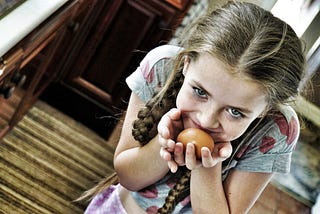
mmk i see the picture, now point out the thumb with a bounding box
[218,142,232,158]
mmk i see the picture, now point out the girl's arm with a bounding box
[113,92,170,191]
[190,164,273,213]
[178,140,272,213]
[223,169,273,213]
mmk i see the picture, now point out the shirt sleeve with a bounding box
[126,45,183,103]
[234,105,300,173]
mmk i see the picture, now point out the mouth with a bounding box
[181,114,227,140]
[192,121,215,133]
[186,119,227,142]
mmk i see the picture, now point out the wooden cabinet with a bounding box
[0,0,79,138]
[0,48,24,137]
[42,0,193,139]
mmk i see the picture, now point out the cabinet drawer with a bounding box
[22,0,78,58]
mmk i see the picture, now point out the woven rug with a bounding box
[0,100,117,214]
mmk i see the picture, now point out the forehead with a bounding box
[186,53,268,111]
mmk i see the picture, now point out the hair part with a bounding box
[178,1,305,108]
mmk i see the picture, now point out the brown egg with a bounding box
[176,128,214,159]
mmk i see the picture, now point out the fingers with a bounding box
[159,137,175,152]
[168,161,178,173]
[157,108,182,140]
[215,141,233,158]
[173,142,185,166]
[160,147,182,173]
[158,108,184,172]
[203,141,232,168]
[165,108,182,121]
[157,109,181,132]
[160,147,172,161]
[219,146,232,158]
[201,147,217,168]
[160,143,185,172]
[184,141,233,169]
[185,143,201,170]
[161,141,232,171]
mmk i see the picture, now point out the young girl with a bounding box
[83,1,305,213]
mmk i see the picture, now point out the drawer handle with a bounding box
[0,84,15,99]
[12,73,26,87]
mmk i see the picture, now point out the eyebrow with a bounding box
[193,80,254,115]
[193,80,212,97]
[232,106,253,114]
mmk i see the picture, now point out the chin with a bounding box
[213,134,236,142]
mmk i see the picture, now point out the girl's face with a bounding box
[176,53,268,142]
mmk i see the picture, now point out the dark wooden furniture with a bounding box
[0,0,79,138]
[0,0,192,140]
[41,0,193,139]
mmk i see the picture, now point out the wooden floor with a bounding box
[250,183,311,213]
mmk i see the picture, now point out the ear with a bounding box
[182,56,190,76]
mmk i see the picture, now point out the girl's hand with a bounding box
[157,108,184,173]
[185,141,232,170]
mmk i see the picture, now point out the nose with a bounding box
[198,107,220,129]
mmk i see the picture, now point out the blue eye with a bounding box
[193,87,207,98]
[228,108,244,119]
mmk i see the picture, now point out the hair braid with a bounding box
[157,168,191,214]
[132,69,184,145]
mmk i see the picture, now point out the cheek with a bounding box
[223,121,252,141]
[176,85,195,111]
[176,90,186,110]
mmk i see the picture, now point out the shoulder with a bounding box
[139,45,183,79]
[256,105,300,155]
[236,105,300,159]
[138,45,182,82]
[126,45,182,102]
[142,45,183,64]
[230,105,300,173]
[271,104,300,146]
